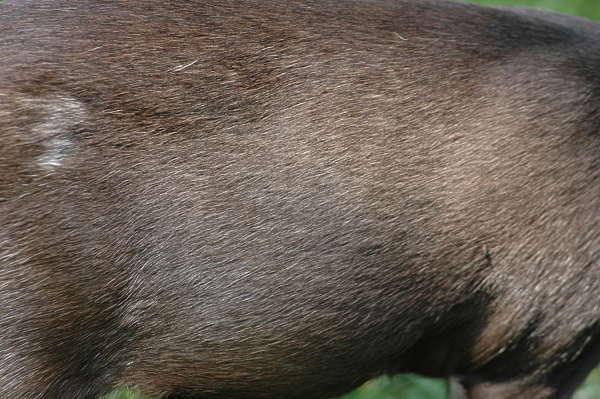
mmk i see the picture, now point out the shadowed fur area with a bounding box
[1,0,600,398]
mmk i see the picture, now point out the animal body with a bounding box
[1,0,599,398]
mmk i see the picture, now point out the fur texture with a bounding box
[1,0,599,398]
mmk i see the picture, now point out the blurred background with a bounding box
[472,0,600,19]
[104,1,600,398]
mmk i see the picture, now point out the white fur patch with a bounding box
[37,135,75,169]
[22,95,86,171]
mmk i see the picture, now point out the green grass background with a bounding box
[102,1,600,398]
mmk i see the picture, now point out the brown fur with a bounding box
[1,0,599,398]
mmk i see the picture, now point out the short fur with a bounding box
[1,0,599,398]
